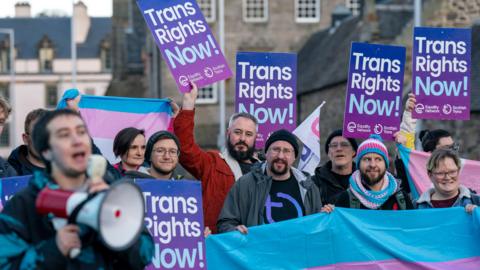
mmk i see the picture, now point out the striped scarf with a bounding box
[349,170,398,209]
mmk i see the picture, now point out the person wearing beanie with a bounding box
[335,134,414,210]
[217,129,334,234]
[125,130,183,180]
[312,129,358,204]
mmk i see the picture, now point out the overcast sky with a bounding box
[0,0,112,18]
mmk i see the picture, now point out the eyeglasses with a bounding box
[328,142,351,149]
[432,169,459,179]
[269,147,294,156]
[439,142,460,152]
[153,148,179,157]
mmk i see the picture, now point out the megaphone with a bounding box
[36,180,145,252]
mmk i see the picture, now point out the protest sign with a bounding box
[137,0,232,92]
[135,179,206,269]
[0,176,30,211]
[412,27,471,120]
[236,52,297,148]
[343,42,405,140]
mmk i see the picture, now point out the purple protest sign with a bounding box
[343,43,405,140]
[137,0,232,92]
[0,176,30,211]
[412,27,471,120]
[135,179,206,270]
[235,52,297,148]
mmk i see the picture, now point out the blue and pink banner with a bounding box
[0,176,30,211]
[137,0,232,92]
[412,27,471,120]
[79,95,172,163]
[235,52,297,148]
[135,179,206,270]
[343,42,405,141]
[207,207,480,269]
[397,144,480,200]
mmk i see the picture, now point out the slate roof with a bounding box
[0,17,111,59]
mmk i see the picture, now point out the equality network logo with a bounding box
[347,122,357,133]
[415,103,425,114]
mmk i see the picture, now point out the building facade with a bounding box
[0,2,112,156]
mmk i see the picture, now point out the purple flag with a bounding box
[412,27,471,120]
[137,0,232,92]
[343,42,405,140]
[235,52,297,148]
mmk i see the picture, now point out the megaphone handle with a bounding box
[69,247,81,259]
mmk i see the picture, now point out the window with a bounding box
[196,84,218,104]
[0,38,11,74]
[295,0,320,23]
[198,0,216,22]
[0,123,9,147]
[0,83,9,100]
[38,36,54,73]
[100,39,112,72]
[243,0,268,22]
[45,85,58,108]
[346,0,361,16]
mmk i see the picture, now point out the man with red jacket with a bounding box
[174,83,258,233]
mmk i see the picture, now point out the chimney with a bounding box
[73,1,91,44]
[15,2,31,18]
[331,5,352,28]
[361,0,379,41]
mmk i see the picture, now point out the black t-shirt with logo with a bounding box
[263,174,305,224]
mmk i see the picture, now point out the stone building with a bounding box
[0,2,112,155]
[298,0,480,160]
[109,0,351,148]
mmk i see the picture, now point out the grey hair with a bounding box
[426,148,462,173]
[228,112,258,131]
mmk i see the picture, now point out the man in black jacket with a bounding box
[8,108,47,175]
[0,109,153,269]
[312,130,358,204]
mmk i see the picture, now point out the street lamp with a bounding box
[0,28,16,147]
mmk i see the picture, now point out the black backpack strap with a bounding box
[471,194,480,206]
[348,189,361,209]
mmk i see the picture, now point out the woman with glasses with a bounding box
[415,149,479,213]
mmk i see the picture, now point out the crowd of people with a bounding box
[0,80,478,267]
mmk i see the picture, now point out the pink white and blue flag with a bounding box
[79,95,173,163]
[397,144,480,199]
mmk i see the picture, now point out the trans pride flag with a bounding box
[206,208,480,269]
[397,144,480,200]
[79,95,173,163]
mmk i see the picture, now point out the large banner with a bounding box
[0,176,30,211]
[135,179,206,270]
[235,52,297,148]
[207,208,480,269]
[412,27,471,120]
[79,95,172,163]
[137,0,232,92]
[293,103,324,174]
[343,42,405,140]
[397,144,480,200]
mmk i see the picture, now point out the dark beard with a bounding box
[151,163,175,177]
[227,139,254,162]
[360,170,386,187]
[269,158,289,176]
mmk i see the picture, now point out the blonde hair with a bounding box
[0,95,11,117]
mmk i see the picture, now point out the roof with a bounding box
[297,16,362,95]
[0,17,111,59]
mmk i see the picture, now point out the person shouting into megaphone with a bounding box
[0,109,154,269]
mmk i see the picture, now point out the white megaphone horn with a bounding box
[35,180,145,253]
